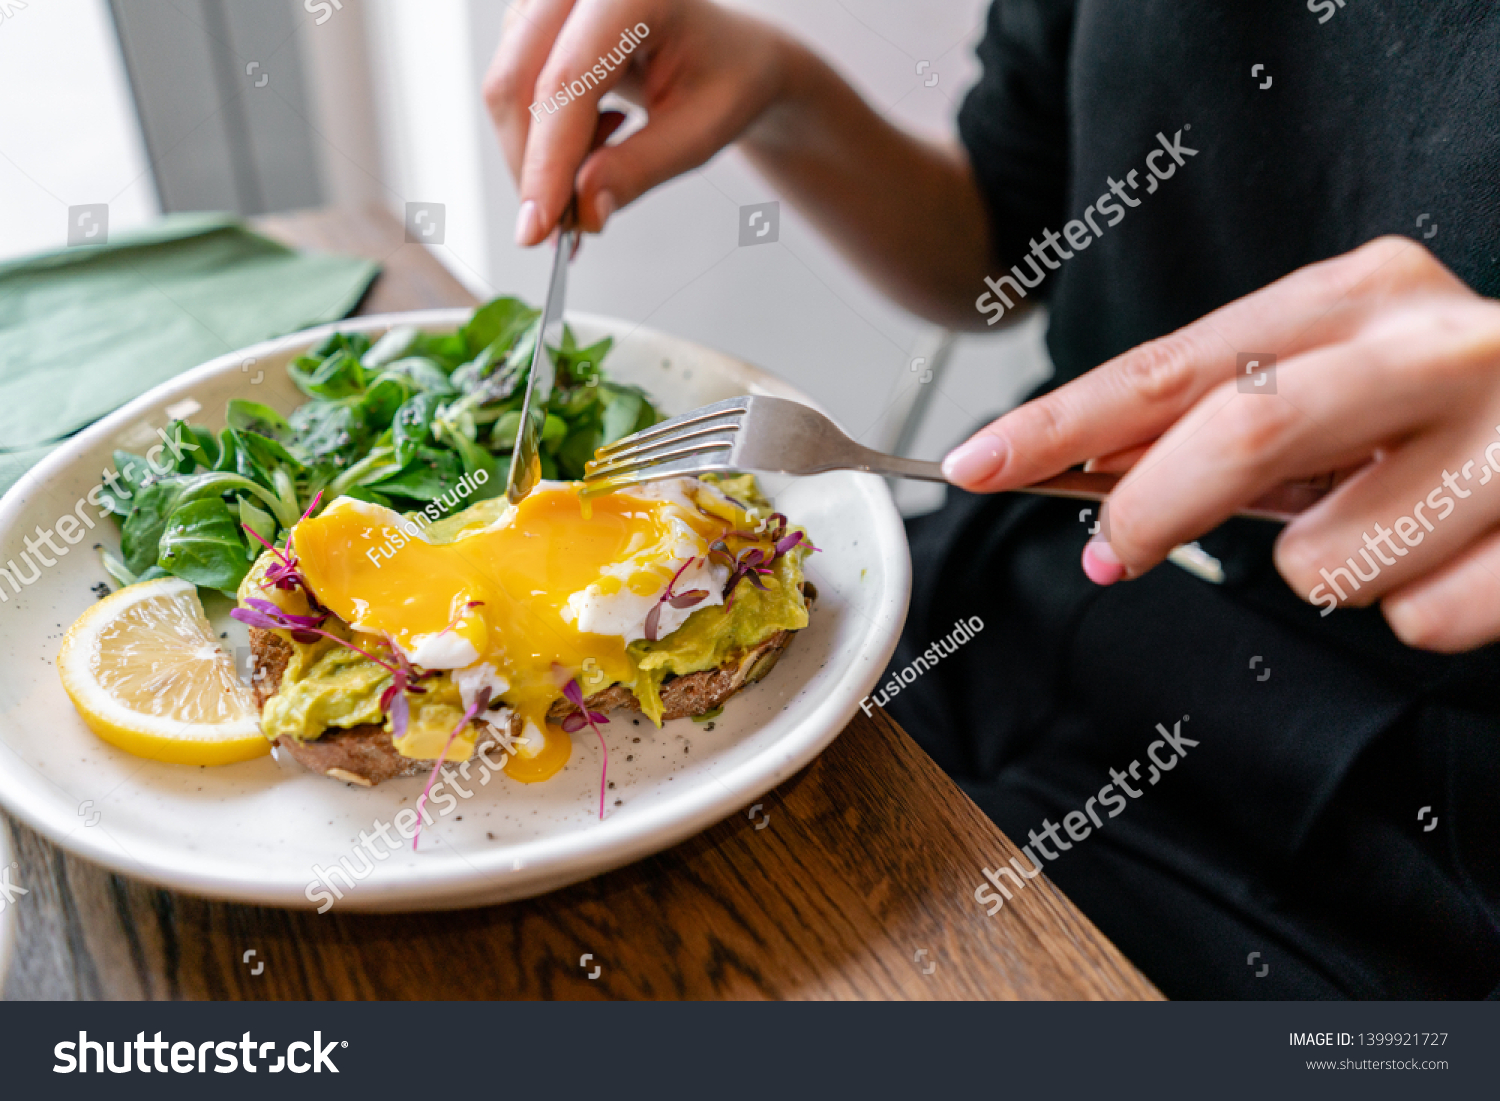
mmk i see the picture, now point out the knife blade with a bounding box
[505,206,579,504]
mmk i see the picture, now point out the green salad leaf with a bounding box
[157,498,255,594]
[98,297,664,596]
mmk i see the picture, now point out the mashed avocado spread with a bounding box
[239,475,808,755]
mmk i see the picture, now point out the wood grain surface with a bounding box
[0,206,1160,1002]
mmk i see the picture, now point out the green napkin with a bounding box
[0,212,379,492]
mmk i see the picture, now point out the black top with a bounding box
[959,0,1500,379]
[882,1,1500,999]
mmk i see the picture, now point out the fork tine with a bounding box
[581,464,721,496]
[585,422,739,474]
[590,397,748,460]
[584,438,734,482]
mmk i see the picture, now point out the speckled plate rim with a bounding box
[0,824,13,985]
[0,309,910,912]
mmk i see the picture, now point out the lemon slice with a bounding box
[58,577,268,766]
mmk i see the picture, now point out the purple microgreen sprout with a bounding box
[242,490,326,600]
[296,489,326,524]
[719,546,773,611]
[642,557,708,643]
[381,684,411,743]
[775,530,810,555]
[707,540,736,569]
[431,600,485,639]
[375,634,440,742]
[229,597,335,644]
[413,685,492,850]
[241,522,305,593]
[710,511,816,611]
[233,601,399,673]
[231,599,437,743]
[561,678,610,821]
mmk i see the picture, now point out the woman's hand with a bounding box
[484,0,795,243]
[483,0,995,327]
[941,237,1500,652]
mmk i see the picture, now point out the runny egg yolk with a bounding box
[291,484,731,782]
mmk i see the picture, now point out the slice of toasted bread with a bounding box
[249,626,516,786]
[546,627,795,724]
[249,599,805,785]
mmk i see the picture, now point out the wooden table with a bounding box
[1,206,1159,1001]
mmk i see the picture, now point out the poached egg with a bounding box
[291,478,740,782]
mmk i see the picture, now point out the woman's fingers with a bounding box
[942,323,1225,490]
[1092,320,1494,580]
[573,73,767,223]
[565,109,629,232]
[941,237,1427,492]
[514,0,659,243]
[1274,413,1500,607]
[1382,526,1500,651]
[488,1,793,245]
[483,0,579,182]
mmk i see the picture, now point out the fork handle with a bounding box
[849,450,1322,522]
[848,448,1119,496]
[855,455,1124,504]
[846,452,950,482]
[996,468,1325,521]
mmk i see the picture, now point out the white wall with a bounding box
[0,0,158,259]
[360,0,496,290]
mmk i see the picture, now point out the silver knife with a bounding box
[505,204,579,504]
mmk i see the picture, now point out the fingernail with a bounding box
[1081,539,1126,586]
[514,200,540,246]
[941,434,1007,485]
[594,189,617,228]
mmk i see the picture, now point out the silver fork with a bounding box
[583,395,1327,521]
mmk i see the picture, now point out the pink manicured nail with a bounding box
[514,200,540,246]
[941,434,1007,486]
[594,189,617,228]
[1082,540,1126,586]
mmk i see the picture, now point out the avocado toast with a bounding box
[236,474,814,787]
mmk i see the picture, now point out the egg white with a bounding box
[561,478,733,642]
[403,630,481,670]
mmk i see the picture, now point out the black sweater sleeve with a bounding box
[956,0,1077,280]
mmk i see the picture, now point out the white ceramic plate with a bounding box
[0,310,909,912]
[0,824,13,985]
